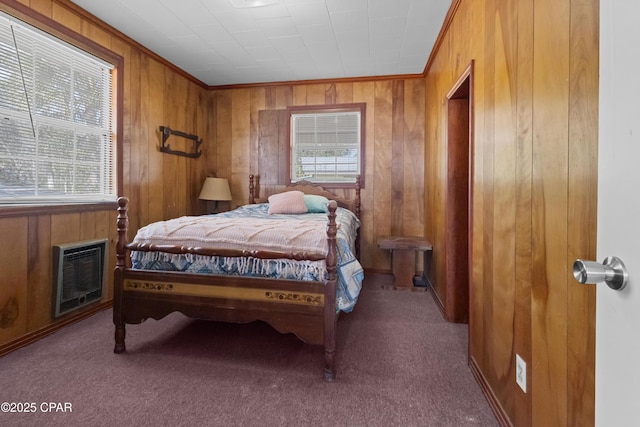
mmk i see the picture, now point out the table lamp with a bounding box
[199,177,232,213]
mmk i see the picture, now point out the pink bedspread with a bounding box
[132,215,329,257]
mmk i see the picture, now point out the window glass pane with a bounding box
[0,12,115,204]
[291,108,362,184]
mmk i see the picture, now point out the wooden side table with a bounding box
[378,236,433,290]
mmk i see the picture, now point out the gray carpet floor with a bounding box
[0,273,497,426]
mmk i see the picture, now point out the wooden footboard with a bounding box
[113,196,340,380]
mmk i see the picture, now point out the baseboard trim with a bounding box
[468,355,513,427]
[0,301,112,357]
[427,279,446,319]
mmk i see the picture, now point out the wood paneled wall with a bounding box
[425,0,598,425]
[210,79,426,271]
[0,0,214,348]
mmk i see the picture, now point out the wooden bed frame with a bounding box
[113,175,361,380]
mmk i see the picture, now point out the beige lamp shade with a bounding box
[199,177,232,201]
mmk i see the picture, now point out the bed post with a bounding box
[324,200,338,381]
[113,197,129,354]
[249,174,255,204]
[354,175,361,258]
[355,175,361,219]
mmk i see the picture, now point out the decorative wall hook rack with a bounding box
[159,126,202,158]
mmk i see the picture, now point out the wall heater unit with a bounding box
[52,239,108,318]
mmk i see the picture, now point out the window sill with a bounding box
[0,202,118,218]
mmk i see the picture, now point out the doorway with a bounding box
[444,62,473,323]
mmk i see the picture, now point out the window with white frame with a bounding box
[0,12,115,204]
[289,104,365,186]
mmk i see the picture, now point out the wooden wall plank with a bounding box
[132,52,149,230]
[292,85,307,106]
[531,0,571,425]
[275,86,293,110]
[306,84,325,105]
[80,17,110,48]
[277,109,289,185]
[335,82,354,105]
[147,58,167,226]
[0,218,28,343]
[162,72,179,220]
[353,81,377,268]
[481,0,497,390]
[566,0,598,424]
[27,215,52,332]
[402,78,425,240]
[248,87,266,202]
[28,0,51,16]
[492,0,518,414]
[216,90,233,188]
[372,81,393,268]
[391,80,405,236]
[514,0,534,425]
[231,88,251,205]
[79,210,98,240]
[258,110,281,187]
[51,1,81,32]
[325,83,336,104]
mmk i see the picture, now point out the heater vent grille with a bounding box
[53,239,108,318]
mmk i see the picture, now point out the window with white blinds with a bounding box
[290,106,364,185]
[0,12,115,204]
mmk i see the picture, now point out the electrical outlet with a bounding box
[516,354,527,393]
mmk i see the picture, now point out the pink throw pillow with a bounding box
[268,191,307,214]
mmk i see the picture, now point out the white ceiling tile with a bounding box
[398,55,428,72]
[213,11,261,33]
[210,40,248,58]
[326,0,367,14]
[167,35,212,54]
[232,30,271,47]
[192,23,236,43]
[270,35,306,52]
[370,35,403,52]
[342,63,370,76]
[329,10,369,34]
[371,50,400,63]
[122,2,192,38]
[200,53,232,66]
[370,17,407,39]
[306,41,341,62]
[258,17,298,38]
[249,3,291,19]
[368,0,410,19]
[245,45,282,61]
[401,35,433,56]
[159,0,218,27]
[286,2,330,27]
[271,36,311,62]
[200,0,238,13]
[297,24,334,43]
[283,0,324,4]
[335,31,369,58]
[69,0,451,85]
[406,1,451,29]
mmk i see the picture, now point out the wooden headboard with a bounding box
[248,174,361,219]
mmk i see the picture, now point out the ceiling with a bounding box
[70,0,451,87]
